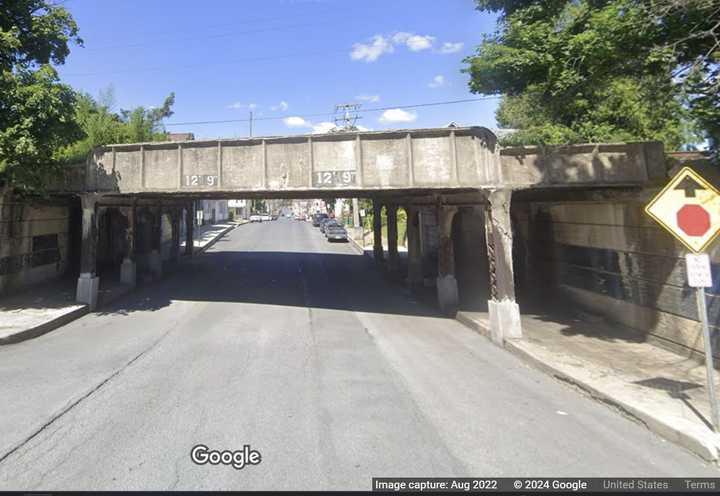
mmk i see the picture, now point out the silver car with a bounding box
[325,223,348,242]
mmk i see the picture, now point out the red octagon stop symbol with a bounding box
[676,204,711,237]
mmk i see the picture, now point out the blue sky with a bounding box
[58,0,500,139]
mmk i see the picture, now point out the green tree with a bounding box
[0,0,83,193]
[119,92,175,142]
[58,88,176,163]
[463,0,718,151]
[57,87,124,163]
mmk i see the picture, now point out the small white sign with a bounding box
[686,253,713,288]
[359,209,366,217]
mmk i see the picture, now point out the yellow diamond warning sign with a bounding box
[645,167,720,253]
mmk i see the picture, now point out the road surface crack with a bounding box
[0,325,176,466]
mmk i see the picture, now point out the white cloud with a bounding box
[428,75,446,88]
[228,102,257,110]
[379,108,417,124]
[350,31,437,62]
[439,42,464,54]
[356,125,370,131]
[282,117,338,133]
[312,122,337,134]
[394,32,435,51]
[284,116,310,128]
[356,94,380,103]
[350,35,394,62]
[271,100,289,112]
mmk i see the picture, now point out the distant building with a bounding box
[196,200,228,225]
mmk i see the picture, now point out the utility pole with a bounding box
[249,111,254,137]
[333,104,361,132]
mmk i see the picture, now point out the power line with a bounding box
[163,97,502,127]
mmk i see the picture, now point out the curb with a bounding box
[454,312,720,463]
[194,224,237,255]
[348,235,367,256]
[0,305,89,345]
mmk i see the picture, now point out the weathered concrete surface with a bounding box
[501,141,666,187]
[0,220,715,491]
[120,259,136,287]
[513,188,720,363]
[55,130,663,197]
[485,190,521,340]
[0,191,73,297]
[75,273,99,310]
[405,206,423,287]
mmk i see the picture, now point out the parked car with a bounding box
[312,213,328,227]
[249,214,263,223]
[325,223,348,242]
[319,218,337,234]
[261,214,272,222]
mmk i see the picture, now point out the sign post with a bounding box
[686,253,718,430]
[645,167,720,431]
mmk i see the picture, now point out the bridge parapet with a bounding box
[500,141,666,188]
[82,127,501,195]
[52,128,665,196]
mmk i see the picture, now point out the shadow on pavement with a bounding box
[94,249,444,320]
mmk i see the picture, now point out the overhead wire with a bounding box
[163,97,502,127]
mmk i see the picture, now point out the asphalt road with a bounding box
[0,219,716,490]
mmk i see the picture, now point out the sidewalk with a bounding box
[0,220,243,345]
[180,219,247,254]
[0,279,86,344]
[350,229,409,257]
[457,306,720,463]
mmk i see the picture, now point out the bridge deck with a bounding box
[57,127,665,197]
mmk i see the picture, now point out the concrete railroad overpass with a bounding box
[58,126,665,343]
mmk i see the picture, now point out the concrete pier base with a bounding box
[436,274,459,315]
[488,298,521,344]
[148,250,162,279]
[76,273,99,310]
[120,258,136,287]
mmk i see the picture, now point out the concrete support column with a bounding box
[351,197,363,242]
[76,194,100,310]
[148,205,162,279]
[185,202,194,257]
[352,198,360,228]
[386,203,399,272]
[485,189,521,343]
[372,199,384,264]
[405,206,423,288]
[436,205,459,315]
[120,201,137,287]
[171,208,180,263]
